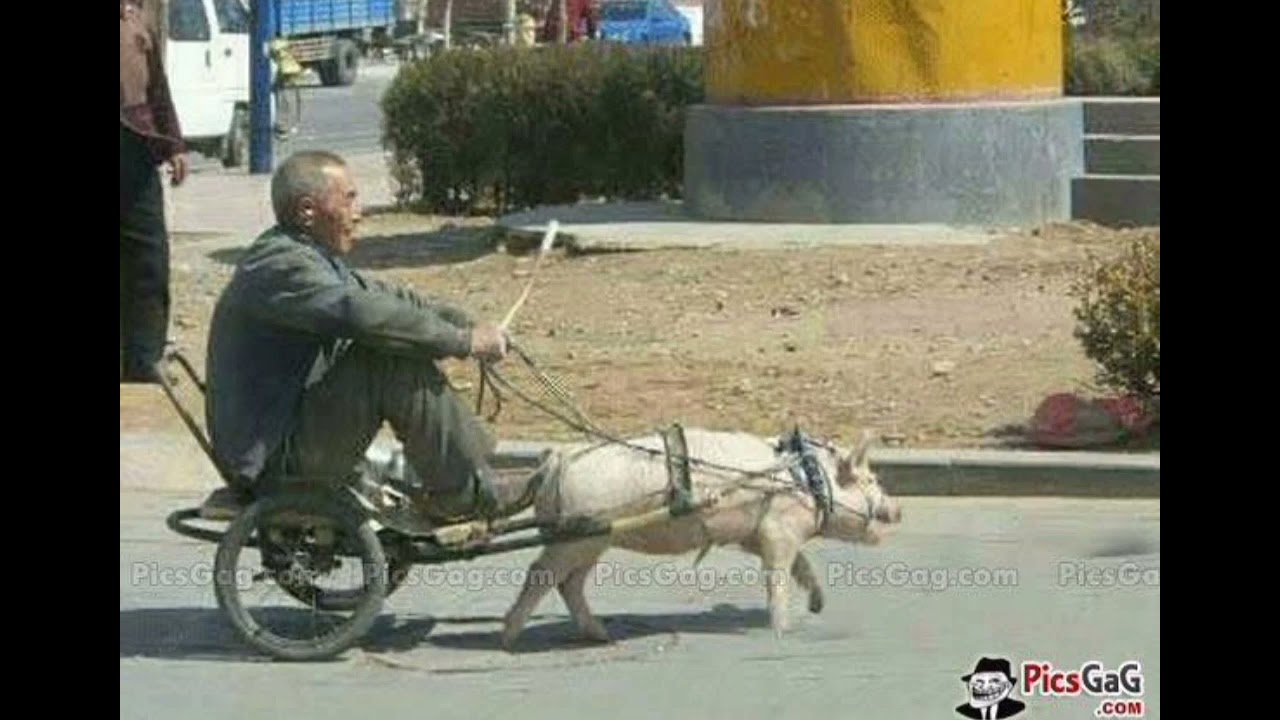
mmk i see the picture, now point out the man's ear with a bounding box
[294,196,317,228]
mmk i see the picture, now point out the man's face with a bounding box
[306,165,363,255]
[968,672,1013,709]
[121,0,141,20]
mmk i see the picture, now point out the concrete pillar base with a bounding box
[683,98,1085,225]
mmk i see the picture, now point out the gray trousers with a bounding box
[286,344,496,504]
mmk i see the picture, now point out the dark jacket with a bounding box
[205,226,475,487]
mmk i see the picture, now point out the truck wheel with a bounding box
[319,39,360,87]
[220,105,249,169]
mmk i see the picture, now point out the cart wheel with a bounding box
[274,551,412,612]
[213,490,387,662]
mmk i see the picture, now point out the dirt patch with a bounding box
[159,214,1155,450]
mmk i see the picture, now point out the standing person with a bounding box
[121,0,188,383]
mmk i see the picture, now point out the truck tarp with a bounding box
[276,0,398,36]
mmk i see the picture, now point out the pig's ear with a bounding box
[846,428,876,473]
[836,448,854,485]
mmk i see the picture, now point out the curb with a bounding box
[495,202,996,254]
[118,431,1159,499]
[490,441,1160,499]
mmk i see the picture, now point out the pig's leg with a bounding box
[501,538,608,650]
[759,533,801,637]
[558,558,611,643]
[791,551,824,614]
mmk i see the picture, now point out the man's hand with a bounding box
[168,153,189,187]
[469,325,508,362]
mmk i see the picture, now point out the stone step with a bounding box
[1085,134,1160,175]
[1071,174,1160,228]
[1083,97,1160,135]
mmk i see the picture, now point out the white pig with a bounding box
[500,427,902,649]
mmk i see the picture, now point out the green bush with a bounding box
[1066,33,1160,96]
[1063,0,1159,95]
[381,43,703,215]
[1071,234,1160,399]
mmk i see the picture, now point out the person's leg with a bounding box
[289,345,500,520]
[119,128,171,382]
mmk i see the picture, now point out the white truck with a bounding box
[154,0,427,168]
[154,0,252,168]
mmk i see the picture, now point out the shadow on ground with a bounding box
[120,603,769,663]
[425,604,770,655]
[207,226,501,270]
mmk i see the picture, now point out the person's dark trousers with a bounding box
[120,125,171,383]
[284,344,502,521]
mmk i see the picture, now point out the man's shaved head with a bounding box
[271,151,362,254]
[271,151,348,228]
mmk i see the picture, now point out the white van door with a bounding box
[210,0,251,108]
[165,0,228,139]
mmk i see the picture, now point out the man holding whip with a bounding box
[203,151,558,524]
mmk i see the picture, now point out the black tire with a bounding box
[220,105,249,169]
[213,490,387,662]
[319,39,360,87]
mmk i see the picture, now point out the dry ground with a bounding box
[142,215,1155,450]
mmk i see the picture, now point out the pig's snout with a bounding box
[875,499,902,524]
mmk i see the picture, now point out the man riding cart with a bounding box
[201,150,530,526]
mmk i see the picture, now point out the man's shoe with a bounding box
[121,363,180,386]
[422,473,502,525]
[200,486,252,520]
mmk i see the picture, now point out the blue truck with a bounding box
[274,0,423,86]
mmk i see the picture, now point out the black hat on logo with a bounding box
[962,657,1016,684]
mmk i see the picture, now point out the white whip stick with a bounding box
[499,219,559,332]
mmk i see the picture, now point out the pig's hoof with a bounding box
[582,623,613,644]
[500,626,521,653]
[808,592,824,614]
[769,616,790,637]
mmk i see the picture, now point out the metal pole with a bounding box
[443,0,454,49]
[503,0,516,45]
[250,0,276,175]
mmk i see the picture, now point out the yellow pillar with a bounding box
[704,0,1064,105]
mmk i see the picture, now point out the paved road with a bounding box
[277,61,400,158]
[121,492,1159,719]
[190,60,400,173]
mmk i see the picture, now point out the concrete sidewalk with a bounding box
[165,156,1004,254]
[164,152,399,240]
[499,200,999,253]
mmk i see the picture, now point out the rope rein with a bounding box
[474,340,875,522]
[482,342,801,480]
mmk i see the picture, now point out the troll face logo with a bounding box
[956,657,1027,719]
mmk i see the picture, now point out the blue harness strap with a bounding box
[776,426,834,528]
[660,422,695,514]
